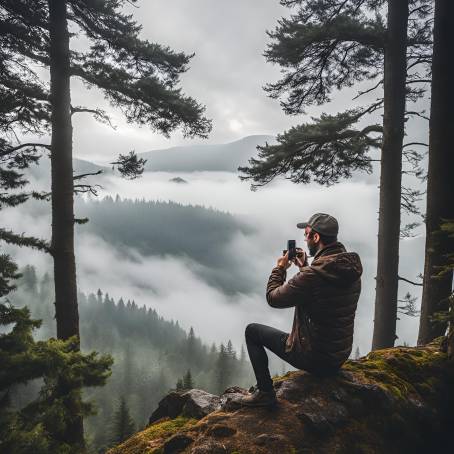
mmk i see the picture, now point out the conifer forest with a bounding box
[1,1,453,453]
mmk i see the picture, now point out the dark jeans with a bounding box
[245,323,315,392]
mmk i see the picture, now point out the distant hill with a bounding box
[139,135,275,172]
[24,135,379,184]
[27,155,111,181]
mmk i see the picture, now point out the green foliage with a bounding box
[265,7,385,112]
[430,220,454,333]
[0,254,20,297]
[239,106,382,189]
[110,397,135,446]
[0,303,113,453]
[216,342,238,394]
[183,370,194,390]
[240,0,432,227]
[110,151,147,180]
[8,271,256,451]
[175,378,184,391]
[108,416,196,454]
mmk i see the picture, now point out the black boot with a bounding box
[239,388,277,407]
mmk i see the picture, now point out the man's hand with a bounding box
[293,248,307,271]
[276,251,291,270]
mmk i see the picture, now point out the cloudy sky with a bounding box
[70,0,291,162]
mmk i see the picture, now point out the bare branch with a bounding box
[73,170,103,181]
[405,111,430,121]
[398,275,423,286]
[73,184,103,196]
[403,142,428,148]
[353,79,383,100]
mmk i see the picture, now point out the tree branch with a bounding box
[73,170,103,181]
[398,275,423,286]
[2,143,51,153]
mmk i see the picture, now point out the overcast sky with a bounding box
[67,0,429,166]
[70,0,291,162]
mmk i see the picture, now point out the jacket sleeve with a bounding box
[266,266,315,309]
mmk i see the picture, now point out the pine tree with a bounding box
[0,304,113,453]
[1,1,211,446]
[187,326,196,364]
[371,0,410,350]
[354,346,361,359]
[183,369,195,389]
[111,397,135,446]
[239,0,432,349]
[425,221,454,358]
[216,343,230,394]
[240,345,247,364]
[97,288,103,304]
[176,378,184,391]
[417,0,454,345]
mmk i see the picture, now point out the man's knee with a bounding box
[245,323,260,341]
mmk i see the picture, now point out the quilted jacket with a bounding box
[266,242,362,371]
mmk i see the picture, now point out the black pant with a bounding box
[245,323,314,391]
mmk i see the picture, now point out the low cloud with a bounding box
[4,171,425,355]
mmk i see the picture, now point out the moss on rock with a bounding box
[107,416,197,454]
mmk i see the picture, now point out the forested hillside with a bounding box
[8,266,255,452]
[75,197,255,294]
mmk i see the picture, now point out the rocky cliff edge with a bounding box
[107,340,453,454]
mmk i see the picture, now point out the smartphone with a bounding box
[287,240,296,260]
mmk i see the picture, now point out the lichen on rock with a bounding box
[108,342,454,454]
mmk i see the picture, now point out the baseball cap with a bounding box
[297,213,339,237]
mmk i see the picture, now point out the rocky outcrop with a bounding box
[149,389,221,423]
[108,341,454,454]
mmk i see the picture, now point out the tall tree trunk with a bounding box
[372,0,409,350]
[48,0,84,448]
[417,0,454,345]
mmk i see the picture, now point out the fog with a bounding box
[5,169,424,356]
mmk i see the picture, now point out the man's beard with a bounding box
[308,243,318,256]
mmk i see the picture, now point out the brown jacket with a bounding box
[266,242,362,371]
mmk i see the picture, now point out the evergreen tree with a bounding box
[354,346,361,359]
[417,0,454,345]
[226,340,236,359]
[20,265,38,293]
[1,1,211,447]
[187,326,196,364]
[240,345,247,364]
[110,397,135,446]
[239,0,432,349]
[371,0,410,350]
[176,378,184,391]
[183,369,195,389]
[216,343,229,394]
[0,304,113,454]
[426,221,454,358]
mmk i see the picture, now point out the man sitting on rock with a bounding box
[240,213,363,407]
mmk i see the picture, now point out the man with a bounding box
[240,213,362,407]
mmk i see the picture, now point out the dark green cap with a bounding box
[297,213,339,237]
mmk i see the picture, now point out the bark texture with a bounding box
[417,0,454,345]
[48,0,84,448]
[372,0,409,350]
